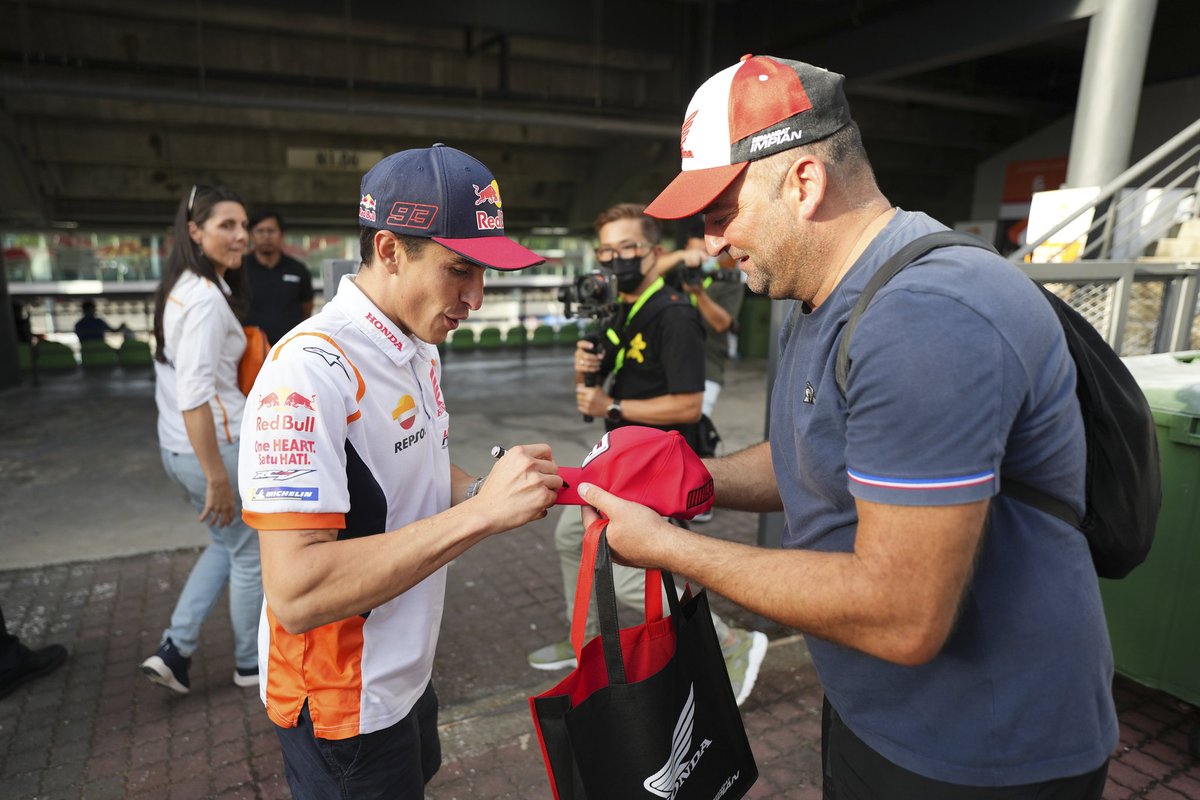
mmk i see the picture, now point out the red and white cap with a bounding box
[645,54,851,220]
[555,427,714,520]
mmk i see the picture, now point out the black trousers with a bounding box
[821,697,1108,799]
[276,681,441,800]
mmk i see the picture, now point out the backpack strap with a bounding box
[835,230,995,397]
[833,230,1085,530]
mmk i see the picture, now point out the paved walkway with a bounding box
[1,351,1198,798]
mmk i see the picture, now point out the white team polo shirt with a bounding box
[238,274,452,740]
[155,270,247,453]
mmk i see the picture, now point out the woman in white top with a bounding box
[140,185,263,695]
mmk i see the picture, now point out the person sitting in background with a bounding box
[74,299,125,343]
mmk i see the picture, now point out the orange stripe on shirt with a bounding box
[213,395,232,443]
[274,331,367,413]
[243,511,345,531]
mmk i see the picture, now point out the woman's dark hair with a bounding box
[153,184,248,363]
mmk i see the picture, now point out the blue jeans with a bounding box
[159,440,262,670]
[276,682,441,800]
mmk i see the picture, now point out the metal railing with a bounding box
[1009,118,1200,355]
[1010,118,1200,264]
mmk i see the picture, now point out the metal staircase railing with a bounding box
[1008,118,1200,355]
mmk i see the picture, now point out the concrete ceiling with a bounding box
[0,0,1196,234]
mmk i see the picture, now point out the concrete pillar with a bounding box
[1066,0,1159,188]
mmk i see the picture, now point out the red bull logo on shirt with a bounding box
[258,389,317,413]
[392,394,418,430]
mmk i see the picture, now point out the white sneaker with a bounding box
[722,629,768,707]
[233,667,259,688]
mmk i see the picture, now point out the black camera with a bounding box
[682,266,705,286]
[558,271,619,319]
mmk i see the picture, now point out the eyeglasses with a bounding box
[187,184,198,220]
[594,241,652,263]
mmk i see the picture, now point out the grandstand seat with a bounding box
[117,338,154,367]
[477,327,503,349]
[34,340,79,369]
[555,322,581,344]
[448,328,476,351]
[80,340,119,368]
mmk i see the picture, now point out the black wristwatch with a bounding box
[605,401,623,422]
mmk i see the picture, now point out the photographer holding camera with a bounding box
[529,203,767,707]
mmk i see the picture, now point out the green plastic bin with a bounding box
[738,294,771,359]
[1099,351,1200,704]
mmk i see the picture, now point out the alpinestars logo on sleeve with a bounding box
[643,684,712,798]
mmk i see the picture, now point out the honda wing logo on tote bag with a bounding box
[643,685,713,799]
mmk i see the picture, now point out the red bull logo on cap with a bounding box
[359,193,377,223]
[473,180,502,208]
[473,180,505,231]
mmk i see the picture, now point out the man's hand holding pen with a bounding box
[469,443,563,530]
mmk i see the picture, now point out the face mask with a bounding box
[607,255,645,293]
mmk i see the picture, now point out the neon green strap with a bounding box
[688,275,714,307]
[610,278,664,376]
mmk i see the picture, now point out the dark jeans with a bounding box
[276,682,441,800]
[822,697,1108,799]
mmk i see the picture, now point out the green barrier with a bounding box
[1100,351,1200,705]
[504,327,528,347]
[531,325,556,347]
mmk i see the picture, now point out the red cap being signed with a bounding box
[556,426,714,520]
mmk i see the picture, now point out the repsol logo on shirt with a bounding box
[395,428,427,453]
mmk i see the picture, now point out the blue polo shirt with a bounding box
[770,210,1116,786]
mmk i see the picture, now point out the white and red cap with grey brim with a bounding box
[644,54,852,221]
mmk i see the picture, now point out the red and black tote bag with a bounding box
[529,519,757,800]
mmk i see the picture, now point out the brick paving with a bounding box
[2,357,1199,798]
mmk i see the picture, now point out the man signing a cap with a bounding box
[579,56,1115,798]
[238,144,563,799]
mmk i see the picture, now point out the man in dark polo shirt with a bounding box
[243,210,314,344]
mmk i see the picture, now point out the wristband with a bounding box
[465,476,486,499]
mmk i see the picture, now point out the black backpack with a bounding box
[835,230,1161,579]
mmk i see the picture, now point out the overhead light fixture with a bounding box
[530,226,569,236]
